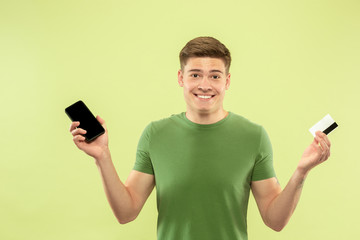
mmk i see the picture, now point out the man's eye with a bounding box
[212,75,220,79]
[191,74,199,78]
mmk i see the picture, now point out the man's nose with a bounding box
[198,77,212,91]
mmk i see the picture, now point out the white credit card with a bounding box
[309,114,338,137]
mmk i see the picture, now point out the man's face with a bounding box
[178,57,231,115]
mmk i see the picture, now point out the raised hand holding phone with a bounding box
[66,101,109,160]
[69,116,110,160]
[65,100,105,141]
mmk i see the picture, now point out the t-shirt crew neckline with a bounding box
[180,111,233,129]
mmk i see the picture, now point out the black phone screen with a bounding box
[65,100,105,142]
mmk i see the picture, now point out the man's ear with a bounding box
[225,73,231,90]
[178,69,184,87]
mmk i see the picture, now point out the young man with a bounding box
[69,37,331,239]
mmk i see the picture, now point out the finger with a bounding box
[315,131,330,143]
[319,133,331,160]
[316,137,327,152]
[96,115,107,130]
[71,128,87,136]
[73,134,86,143]
[322,137,331,159]
[96,115,104,124]
[315,132,325,145]
[314,135,324,151]
[322,132,331,148]
[69,121,80,132]
[315,130,322,135]
[315,131,327,142]
[317,138,330,161]
[314,134,321,147]
[317,134,327,147]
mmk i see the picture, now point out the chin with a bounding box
[195,107,215,114]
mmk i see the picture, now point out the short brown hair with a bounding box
[179,36,231,73]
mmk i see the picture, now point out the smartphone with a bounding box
[65,100,105,142]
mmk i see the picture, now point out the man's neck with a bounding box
[185,109,229,125]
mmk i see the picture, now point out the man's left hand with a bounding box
[298,131,331,174]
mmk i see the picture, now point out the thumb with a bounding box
[311,137,319,147]
[96,115,106,127]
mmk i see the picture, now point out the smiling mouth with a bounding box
[194,94,215,99]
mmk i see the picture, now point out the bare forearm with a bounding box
[95,149,136,224]
[265,168,308,231]
[260,131,331,231]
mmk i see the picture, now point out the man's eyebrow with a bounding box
[187,69,224,74]
[209,70,223,74]
[188,69,203,72]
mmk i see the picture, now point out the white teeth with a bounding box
[198,95,212,99]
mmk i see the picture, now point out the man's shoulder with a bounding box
[227,112,270,144]
[151,112,183,125]
[145,113,184,132]
[229,112,263,130]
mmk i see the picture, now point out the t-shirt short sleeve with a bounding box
[251,126,276,181]
[133,123,154,175]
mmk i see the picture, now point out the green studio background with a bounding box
[0,0,359,239]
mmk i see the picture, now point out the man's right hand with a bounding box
[69,115,110,160]
[69,115,155,224]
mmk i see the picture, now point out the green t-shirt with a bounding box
[134,112,276,240]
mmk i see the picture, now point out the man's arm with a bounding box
[251,131,331,231]
[95,151,155,224]
[70,117,155,224]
